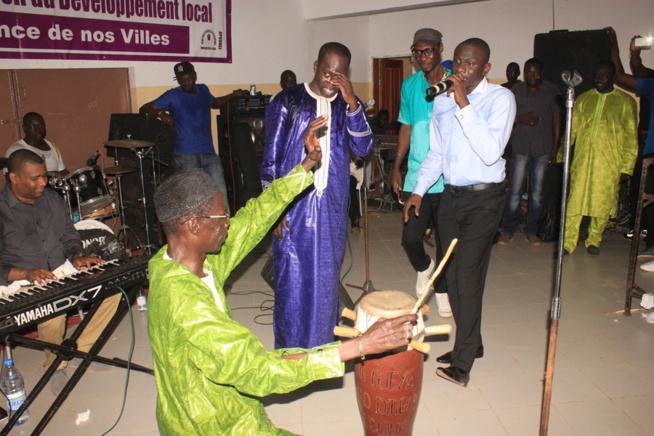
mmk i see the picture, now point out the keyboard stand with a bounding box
[0,285,153,435]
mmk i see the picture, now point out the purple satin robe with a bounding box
[261,84,373,349]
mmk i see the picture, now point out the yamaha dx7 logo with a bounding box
[12,285,104,327]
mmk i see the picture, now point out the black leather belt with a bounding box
[446,182,504,194]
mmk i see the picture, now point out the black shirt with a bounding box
[0,186,82,285]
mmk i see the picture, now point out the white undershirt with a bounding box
[304,83,336,197]
[164,251,225,313]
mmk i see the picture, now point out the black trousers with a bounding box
[438,184,505,372]
[401,191,447,294]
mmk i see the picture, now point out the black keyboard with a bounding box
[0,257,150,337]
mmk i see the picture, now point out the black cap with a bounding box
[173,62,195,80]
[412,28,442,48]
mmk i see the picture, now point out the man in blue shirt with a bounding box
[404,38,516,387]
[389,28,452,317]
[140,62,248,209]
[608,28,654,267]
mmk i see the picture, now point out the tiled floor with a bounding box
[3,208,654,435]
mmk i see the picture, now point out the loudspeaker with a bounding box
[106,114,176,249]
[534,29,610,97]
[217,104,267,213]
[233,112,266,156]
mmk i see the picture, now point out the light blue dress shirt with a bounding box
[413,78,516,195]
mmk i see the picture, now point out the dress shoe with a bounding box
[436,366,470,387]
[436,346,484,364]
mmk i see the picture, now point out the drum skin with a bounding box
[355,349,423,436]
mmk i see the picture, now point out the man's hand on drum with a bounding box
[360,314,418,355]
[337,314,417,362]
[403,194,423,223]
[72,254,105,270]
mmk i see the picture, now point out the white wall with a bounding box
[307,15,371,83]
[368,0,654,80]
[1,0,653,87]
[301,0,483,20]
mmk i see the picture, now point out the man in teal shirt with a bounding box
[148,117,416,435]
[389,28,452,317]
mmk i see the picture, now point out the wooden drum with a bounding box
[354,290,423,436]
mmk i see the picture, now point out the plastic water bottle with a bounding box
[136,288,147,312]
[1,359,29,425]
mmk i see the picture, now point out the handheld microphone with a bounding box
[86,150,100,167]
[426,80,453,102]
[363,99,375,109]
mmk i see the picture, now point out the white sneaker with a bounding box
[436,293,453,318]
[640,260,654,272]
[416,258,436,298]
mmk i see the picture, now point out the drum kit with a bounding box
[103,137,168,256]
[47,167,115,224]
[46,138,165,256]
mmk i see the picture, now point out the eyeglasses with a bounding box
[411,47,437,58]
[195,215,229,220]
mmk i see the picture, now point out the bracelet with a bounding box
[358,336,365,360]
[396,153,404,158]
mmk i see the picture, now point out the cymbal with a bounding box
[103,139,155,149]
[0,157,6,169]
[104,162,138,175]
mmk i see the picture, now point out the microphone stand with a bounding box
[350,158,375,306]
[362,166,374,295]
[540,70,582,436]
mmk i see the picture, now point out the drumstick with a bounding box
[411,238,458,314]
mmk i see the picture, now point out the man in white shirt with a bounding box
[404,38,516,387]
[6,112,68,176]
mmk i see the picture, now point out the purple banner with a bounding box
[0,0,231,63]
[0,11,188,53]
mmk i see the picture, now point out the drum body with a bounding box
[73,202,116,222]
[354,290,424,436]
[47,172,66,190]
[67,166,113,216]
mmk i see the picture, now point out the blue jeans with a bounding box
[173,153,230,213]
[502,152,549,236]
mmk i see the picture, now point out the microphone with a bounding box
[363,99,375,109]
[86,150,100,167]
[561,70,582,88]
[426,80,453,102]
